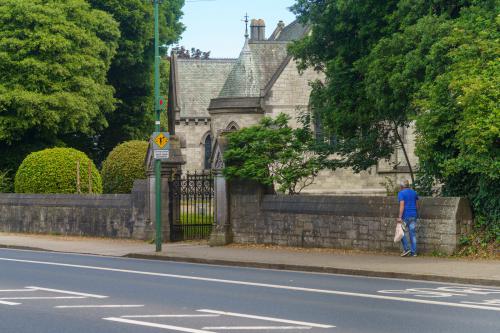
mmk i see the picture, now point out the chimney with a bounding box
[250,19,266,41]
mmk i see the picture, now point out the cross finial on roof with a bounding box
[242,13,249,39]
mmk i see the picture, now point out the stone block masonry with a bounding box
[228,180,472,255]
[0,180,153,240]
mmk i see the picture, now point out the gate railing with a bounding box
[169,171,214,241]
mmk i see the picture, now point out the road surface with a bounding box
[0,248,499,333]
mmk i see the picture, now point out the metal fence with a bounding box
[169,171,214,241]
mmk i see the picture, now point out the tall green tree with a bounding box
[87,0,184,161]
[0,0,120,173]
[415,3,499,229]
[289,0,475,182]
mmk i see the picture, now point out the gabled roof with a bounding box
[218,40,289,99]
[174,58,237,118]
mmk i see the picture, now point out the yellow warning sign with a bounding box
[154,133,169,148]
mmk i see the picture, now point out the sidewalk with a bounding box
[0,232,498,286]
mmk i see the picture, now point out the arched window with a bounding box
[204,134,212,170]
[226,121,239,131]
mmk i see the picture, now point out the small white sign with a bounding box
[154,150,170,160]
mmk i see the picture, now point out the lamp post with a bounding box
[152,0,162,252]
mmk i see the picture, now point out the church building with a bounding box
[167,18,417,195]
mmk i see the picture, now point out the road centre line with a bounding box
[203,327,311,330]
[55,305,144,309]
[2,257,500,312]
[26,286,108,298]
[0,288,35,292]
[198,310,333,329]
[103,317,216,333]
[0,296,86,300]
[0,300,20,306]
[121,314,219,318]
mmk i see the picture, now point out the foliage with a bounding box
[291,0,499,236]
[289,0,477,183]
[0,170,13,193]
[171,46,211,59]
[415,4,499,233]
[0,0,120,165]
[15,148,102,194]
[101,140,148,194]
[88,0,185,161]
[223,113,331,194]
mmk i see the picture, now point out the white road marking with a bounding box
[0,247,493,288]
[121,314,219,318]
[203,327,311,330]
[0,296,86,300]
[103,317,217,333]
[2,257,500,312]
[26,286,108,298]
[198,310,334,329]
[55,305,144,309]
[0,300,20,306]
[0,288,35,292]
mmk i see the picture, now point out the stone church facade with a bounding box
[168,19,417,195]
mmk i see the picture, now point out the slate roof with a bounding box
[272,20,309,41]
[171,20,310,116]
[218,40,289,98]
[174,58,237,118]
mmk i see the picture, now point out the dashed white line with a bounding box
[0,288,35,293]
[0,296,86,300]
[203,327,311,330]
[55,304,144,309]
[103,317,217,333]
[0,300,20,306]
[197,310,334,329]
[121,314,219,318]
[26,286,108,299]
[2,257,500,312]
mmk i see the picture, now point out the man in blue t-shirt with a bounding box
[397,180,419,257]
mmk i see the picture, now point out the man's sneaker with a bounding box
[411,254,418,257]
[401,250,411,257]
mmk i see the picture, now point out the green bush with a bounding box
[15,148,102,194]
[101,140,149,194]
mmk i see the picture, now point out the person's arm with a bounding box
[398,200,405,223]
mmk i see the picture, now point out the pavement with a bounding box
[0,232,499,286]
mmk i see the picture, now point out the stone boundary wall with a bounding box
[229,180,472,254]
[0,180,153,240]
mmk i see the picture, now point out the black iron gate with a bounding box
[169,171,214,241]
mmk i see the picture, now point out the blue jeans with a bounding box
[401,217,417,255]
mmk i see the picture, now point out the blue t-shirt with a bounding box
[398,188,419,219]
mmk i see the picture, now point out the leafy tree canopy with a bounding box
[87,0,185,161]
[289,0,478,183]
[291,0,499,233]
[0,0,120,150]
[223,113,331,194]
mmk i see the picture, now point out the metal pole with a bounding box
[154,0,162,252]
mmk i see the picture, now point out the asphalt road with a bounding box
[0,248,499,333]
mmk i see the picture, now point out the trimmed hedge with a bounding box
[101,140,148,194]
[15,148,102,194]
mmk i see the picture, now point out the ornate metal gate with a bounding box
[169,171,214,241]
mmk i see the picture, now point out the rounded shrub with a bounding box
[15,148,102,194]
[101,140,149,194]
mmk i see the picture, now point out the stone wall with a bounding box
[0,180,153,240]
[228,180,472,254]
[176,120,211,171]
